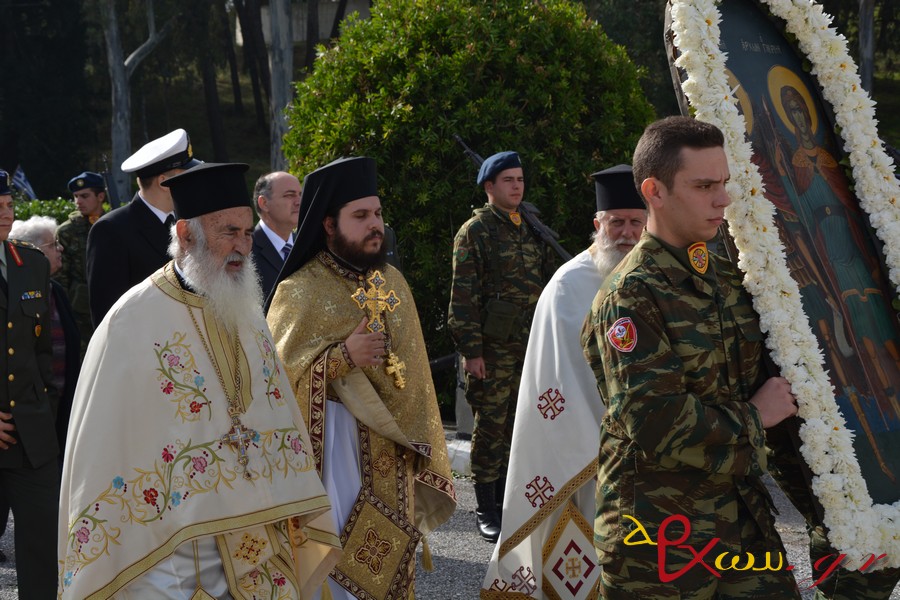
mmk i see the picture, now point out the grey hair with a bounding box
[590,210,606,243]
[252,172,280,211]
[167,217,205,261]
[9,215,58,246]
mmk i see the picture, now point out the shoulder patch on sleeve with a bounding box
[606,317,637,353]
[454,247,469,263]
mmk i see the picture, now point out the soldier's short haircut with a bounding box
[252,172,279,212]
[632,116,724,191]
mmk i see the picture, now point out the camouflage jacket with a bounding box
[448,203,557,358]
[56,210,99,353]
[582,231,776,556]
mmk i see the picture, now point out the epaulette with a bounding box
[7,239,39,251]
[6,239,41,267]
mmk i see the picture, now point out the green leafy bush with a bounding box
[13,197,77,224]
[284,0,654,366]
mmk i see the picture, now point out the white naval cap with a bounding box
[121,128,202,178]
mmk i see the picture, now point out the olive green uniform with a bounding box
[582,232,800,598]
[0,240,59,599]
[56,209,99,356]
[448,204,556,484]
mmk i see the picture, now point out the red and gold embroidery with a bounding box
[232,532,268,565]
[688,242,709,274]
[606,317,637,353]
[354,529,393,575]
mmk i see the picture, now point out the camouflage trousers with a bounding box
[598,503,801,599]
[767,429,900,600]
[465,339,525,484]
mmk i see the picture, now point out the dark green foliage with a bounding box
[13,198,78,225]
[283,0,654,365]
[585,0,679,116]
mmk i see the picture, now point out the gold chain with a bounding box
[179,285,255,480]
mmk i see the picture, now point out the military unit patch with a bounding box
[509,212,522,226]
[606,317,637,353]
[688,242,708,274]
[454,247,469,263]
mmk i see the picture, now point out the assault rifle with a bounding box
[453,134,572,262]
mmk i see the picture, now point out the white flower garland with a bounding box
[670,0,900,568]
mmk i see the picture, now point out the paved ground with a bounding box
[2,430,897,598]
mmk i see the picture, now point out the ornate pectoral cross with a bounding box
[352,271,401,332]
[221,412,257,480]
[351,270,406,388]
[385,353,407,389]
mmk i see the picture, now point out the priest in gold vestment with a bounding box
[58,163,341,599]
[266,157,456,600]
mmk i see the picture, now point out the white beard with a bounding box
[589,234,632,281]
[179,244,264,334]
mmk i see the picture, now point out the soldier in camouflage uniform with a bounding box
[448,151,557,543]
[582,117,801,598]
[56,171,106,357]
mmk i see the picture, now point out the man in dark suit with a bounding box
[251,171,301,299]
[86,128,202,326]
[0,170,59,598]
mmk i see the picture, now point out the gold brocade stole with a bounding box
[309,352,422,600]
[200,309,253,413]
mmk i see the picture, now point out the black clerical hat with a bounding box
[161,162,252,220]
[591,164,645,211]
[264,156,378,311]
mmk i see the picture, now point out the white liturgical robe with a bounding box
[481,249,607,599]
[58,263,341,599]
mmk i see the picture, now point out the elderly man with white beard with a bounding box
[480,165,646,598]
[57,163,340,600]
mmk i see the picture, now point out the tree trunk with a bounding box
[329,0,349,40]
[103,0,131,207]
[245,0,271,103]
[269,0,293,170]
[234,0,267,129]
[201,54,229,161]
[305,0,320,70]
[858,0,874,92]
[102,0,175,207]
[221,3,243,115]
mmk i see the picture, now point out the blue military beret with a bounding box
[476,151,522,185]
[0,169,10,196]
[67,171,106,193]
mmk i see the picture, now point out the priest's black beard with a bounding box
[331,228,387,272]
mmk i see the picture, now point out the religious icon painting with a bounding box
[665,0,900,565]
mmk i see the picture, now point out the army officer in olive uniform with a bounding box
[0,169,58,599]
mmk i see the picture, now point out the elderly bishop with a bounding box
[58,162,341,599]
[266,157,456,600]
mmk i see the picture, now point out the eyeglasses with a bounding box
[40,241,63,252]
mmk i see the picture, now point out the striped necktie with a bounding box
[281,241,293,261]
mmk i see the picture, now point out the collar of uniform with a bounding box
[485,203,520,226]
[643,233,719,294]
